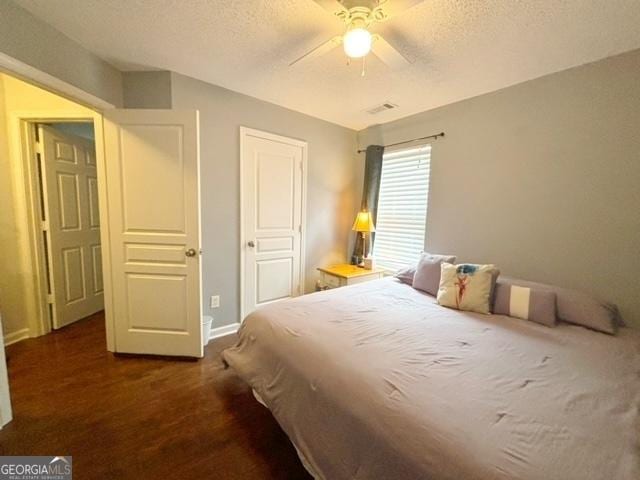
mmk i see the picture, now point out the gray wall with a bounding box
[0,1,122,106]
[169,73,360,328]
[123,71,172,108]
[359,49,640,327]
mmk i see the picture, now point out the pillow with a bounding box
[411,253,457,295]
[437,263,499,314]
[495,277,619,335]
[493,282,557,327]
[557,289,620,334]
[394,266,416,285]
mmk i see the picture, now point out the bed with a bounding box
[222,278,640,480]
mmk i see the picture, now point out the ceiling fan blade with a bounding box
[289,36,343,67]
[312,0,349,17]
[377,0,425,20]
[371,34,411,69]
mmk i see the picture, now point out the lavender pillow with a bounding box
[493,283,557,327]
[494,277,619,335]
[412,253,456,295]
[394,266,416,285]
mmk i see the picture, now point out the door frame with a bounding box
[239,127,308,322]
[8,111,115,351]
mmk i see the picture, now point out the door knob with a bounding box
[247,241,255,248]
[185,248,197,257]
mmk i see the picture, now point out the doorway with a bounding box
[1,68,204,429]
[0,72,110,349]
[1,72,203,358]
[0,71,110,428]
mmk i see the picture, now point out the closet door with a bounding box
[241,127,306,319]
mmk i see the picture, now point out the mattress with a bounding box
[223,278,640,480]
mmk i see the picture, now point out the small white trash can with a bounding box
[202,315,213,346]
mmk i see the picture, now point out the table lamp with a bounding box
[352,210,375,267]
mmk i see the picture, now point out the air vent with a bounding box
[366,102,398,115]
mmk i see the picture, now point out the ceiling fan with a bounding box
[290,0,425,73]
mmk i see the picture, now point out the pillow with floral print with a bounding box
[437,263,499,314]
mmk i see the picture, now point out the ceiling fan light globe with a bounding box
[343,28,372,58]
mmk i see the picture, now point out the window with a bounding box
[373,144,431,272]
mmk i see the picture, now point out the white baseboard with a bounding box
[209,322,240,340]
[3,328,30,346]
[3,324,237,346]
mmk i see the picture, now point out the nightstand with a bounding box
[317,264,385,290]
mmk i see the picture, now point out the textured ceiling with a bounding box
[14,0,640,130]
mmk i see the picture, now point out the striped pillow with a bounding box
[493,283,557,327]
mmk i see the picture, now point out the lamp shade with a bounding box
[352,210,376,232]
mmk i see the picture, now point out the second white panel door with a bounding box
[39,125,103,329]
[242,128,306,319]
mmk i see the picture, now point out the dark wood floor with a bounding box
[0,312,311,479]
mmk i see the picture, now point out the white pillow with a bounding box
[437,263,499,314]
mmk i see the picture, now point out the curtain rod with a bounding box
[357,131,445,154]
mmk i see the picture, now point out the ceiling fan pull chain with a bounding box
[361,56,366,77]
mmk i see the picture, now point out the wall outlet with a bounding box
[209,295,220,309]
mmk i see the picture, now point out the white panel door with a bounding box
[103,110,202,357]
[39,125,103,329]
[242,128,306,318]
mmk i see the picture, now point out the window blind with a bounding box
[373,145,431,272]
